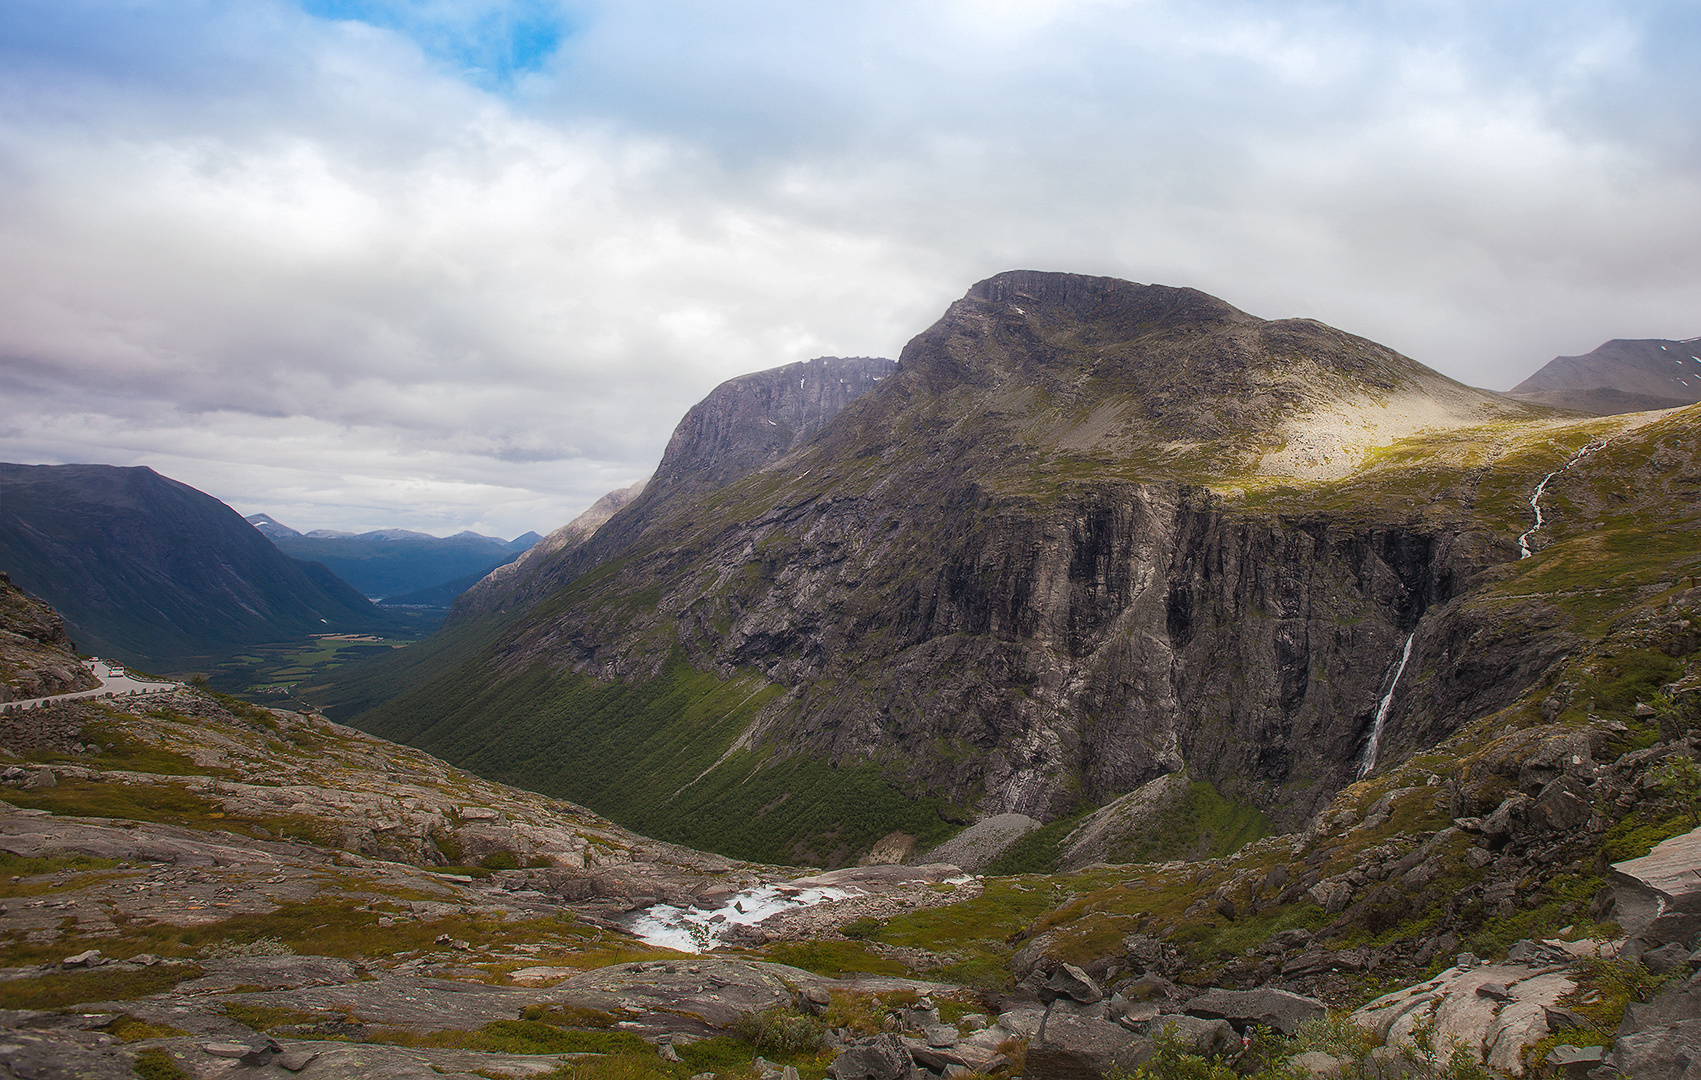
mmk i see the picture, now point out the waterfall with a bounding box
[1358,633,1415,779]
[1517,472,1555,559]
[1518,440,1608,559]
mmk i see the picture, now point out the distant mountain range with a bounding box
[243,517,541,603]
[1508,336,1701,414]
[0,463,403,669]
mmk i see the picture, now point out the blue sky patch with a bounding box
[300,0,571,87]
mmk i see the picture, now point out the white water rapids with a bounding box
[622,883,862,953]
[1358,633,1415,779]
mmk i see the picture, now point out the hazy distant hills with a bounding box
[1508,336,1701,414]
[0,463,402,669]
[245,518,541,602]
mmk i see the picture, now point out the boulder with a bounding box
[830,1034,913,1080]
[1027,1001,1154,1080]
[1352,964,1577,1076]
[1044,964,1105,1004]
[902,1037,1008,1074]
[1184,987,1324,1035]
[1612,825,1701,953]
[1010,933,1062,979]
[1644,941,1693,976]
[1608,1018,1701,1080]
[994,1007,1045,1039]
[1544,1045,1606,1077]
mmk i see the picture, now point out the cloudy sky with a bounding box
[2,0,1698,538]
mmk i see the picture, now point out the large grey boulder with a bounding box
[1608,1017,1701,1080]
[829,1034,914,1080]
[1044,964,1105,1004]
[1027,1000,1155,1080]
[1185,987,1324,1035]
[1612,825,1701,955]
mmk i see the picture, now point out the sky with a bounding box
[2,1,1699,538]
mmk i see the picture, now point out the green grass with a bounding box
[0,964,204,1010]
[758,939,908,978]
[369,1020,651,1055]
[357,651,961,864]
[132,1047,193,1080]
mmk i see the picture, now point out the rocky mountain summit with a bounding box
[326,271,1701,872]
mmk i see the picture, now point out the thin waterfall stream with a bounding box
[1359,633,1415,779]
[1518,440,1608,559]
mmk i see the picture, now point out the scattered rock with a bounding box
[829,1033,913,1080]
[203,1042,252,1058]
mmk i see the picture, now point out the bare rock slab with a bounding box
[1185,987,1324,1036]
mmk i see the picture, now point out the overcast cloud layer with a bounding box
[2,0,1698,537]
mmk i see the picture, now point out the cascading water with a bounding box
[1358,633,1415,779]
[1518,441,1608,559]
[622,883,862,952]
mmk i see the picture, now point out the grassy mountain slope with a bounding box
[0,463,405,670]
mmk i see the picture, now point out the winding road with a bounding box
[2,659,178,711]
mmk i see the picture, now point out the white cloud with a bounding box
[1,0,1699,536]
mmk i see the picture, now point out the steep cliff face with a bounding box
[354,273,1693,864]
[445,355,896,629]
[652,355,896,488]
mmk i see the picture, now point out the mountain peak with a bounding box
[1508,336,1701,415]
[879,271,1541,482]
[246,513,301,539]
[963,269,1250,327]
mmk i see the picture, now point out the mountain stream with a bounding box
[622,883,863,952]
[1518,440,1608,558]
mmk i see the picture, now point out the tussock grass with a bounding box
[0,964,204,1010]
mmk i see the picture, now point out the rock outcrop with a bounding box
[0,572,99,702]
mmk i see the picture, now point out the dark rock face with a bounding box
[0,574,99,701]
[653,355,897,488]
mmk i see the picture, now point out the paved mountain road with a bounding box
[2,659,178,711]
